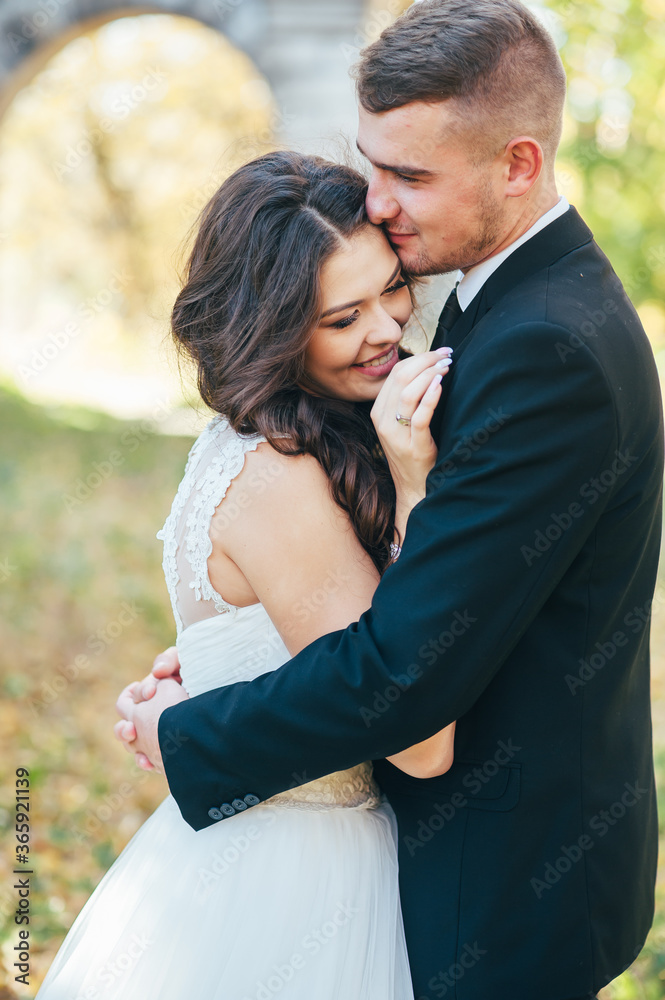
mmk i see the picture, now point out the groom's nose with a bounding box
[366,173,400,225]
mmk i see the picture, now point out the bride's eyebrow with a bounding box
[320,262,402,319]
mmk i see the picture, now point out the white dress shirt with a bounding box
[456,196,570,311]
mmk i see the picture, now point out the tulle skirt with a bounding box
[36,794,414,999]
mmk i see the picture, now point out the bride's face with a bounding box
[304,225,412,402]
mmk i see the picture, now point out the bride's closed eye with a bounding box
[331,311,360,330]
[384,278,408,295]
[329,276,408,330]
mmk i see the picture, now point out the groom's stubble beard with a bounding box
[399,176,505,278]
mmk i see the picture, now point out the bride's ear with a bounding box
[503,136,544,197]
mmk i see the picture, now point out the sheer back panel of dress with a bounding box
[157,416,267,636]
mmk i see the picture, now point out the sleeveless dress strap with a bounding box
[157,415,267,635]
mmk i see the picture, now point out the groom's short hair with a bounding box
[355,0,566,165]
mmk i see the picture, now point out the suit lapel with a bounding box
[430,206,594,437]
[434,206,593,351]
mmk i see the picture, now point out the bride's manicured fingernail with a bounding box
[436,347,453,355]
[428,373,444,390]
[435,358,452,369]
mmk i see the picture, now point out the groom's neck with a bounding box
[461,182,561,274]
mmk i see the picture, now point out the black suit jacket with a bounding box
[159,207,663,999]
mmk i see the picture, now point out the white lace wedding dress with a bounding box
[37,415,414,1000]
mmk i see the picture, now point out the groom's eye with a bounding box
[396,173,419,184]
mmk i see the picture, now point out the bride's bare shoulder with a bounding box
[223,439,336,517]
[212,440,379,652]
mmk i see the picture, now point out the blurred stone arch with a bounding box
[0,0,415,421]
[0,0,374,145]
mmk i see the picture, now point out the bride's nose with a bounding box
[364,311,403,347]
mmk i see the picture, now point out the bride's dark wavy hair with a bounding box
[172,150,412,573]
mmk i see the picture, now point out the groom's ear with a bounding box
[502,136,544,197]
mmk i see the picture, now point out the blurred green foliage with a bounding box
[546,0,665,348]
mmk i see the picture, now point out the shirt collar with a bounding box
[455,196,570,312]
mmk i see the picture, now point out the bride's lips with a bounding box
[352,345,400,378]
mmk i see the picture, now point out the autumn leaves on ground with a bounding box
[0,384,662,997]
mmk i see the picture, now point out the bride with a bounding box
[37,150,455,999]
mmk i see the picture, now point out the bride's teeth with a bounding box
[362,348,393,368]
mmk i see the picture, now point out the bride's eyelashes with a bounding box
[385,278,408,294]
[331,310,360,330]
[329,279,408,330]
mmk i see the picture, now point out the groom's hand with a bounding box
[114,678,189,773]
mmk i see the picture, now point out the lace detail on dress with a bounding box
[157,415,266,636]
[267,762,381,812]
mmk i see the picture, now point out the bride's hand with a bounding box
[122,646,183,708]
[113,647,184,770]
[371,347,453,507]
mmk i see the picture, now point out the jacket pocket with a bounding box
[375,757,521,813]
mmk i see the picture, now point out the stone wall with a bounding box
[0,0,369,148]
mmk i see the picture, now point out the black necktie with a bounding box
[432,284,463,351]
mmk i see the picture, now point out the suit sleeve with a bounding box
[159,320,619,830]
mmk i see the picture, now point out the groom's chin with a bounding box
[402,255,447,279]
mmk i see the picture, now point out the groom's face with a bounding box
[358,102,506,276]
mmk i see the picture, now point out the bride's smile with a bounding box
[304,225,412,401]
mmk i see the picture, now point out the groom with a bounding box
[117,1,662,997]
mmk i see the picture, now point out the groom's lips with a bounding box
[387,231,416,243]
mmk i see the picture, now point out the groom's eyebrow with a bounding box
[321,262,402,319]
[355,139,435,178]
